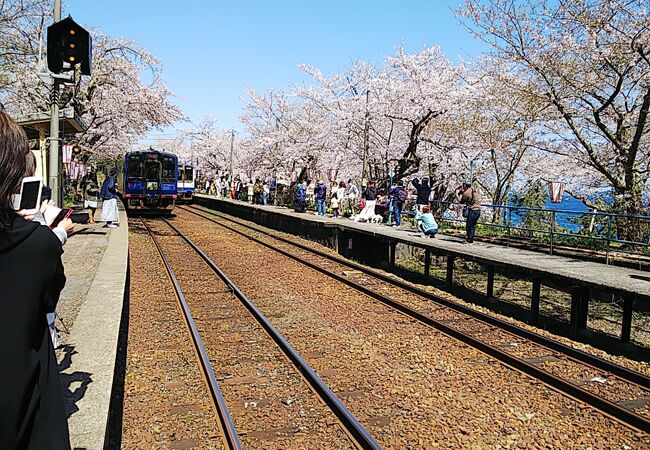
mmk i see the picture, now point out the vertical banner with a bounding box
[549,181,565,203]
[62,145,73,164]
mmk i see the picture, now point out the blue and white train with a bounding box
[119,149,178,211]
[177,163,196,201]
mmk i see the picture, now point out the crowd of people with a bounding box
[202,177,272,205]
[287,176,481,244]
[203,173,482,244]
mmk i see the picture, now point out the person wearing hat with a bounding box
[456,181,481,244]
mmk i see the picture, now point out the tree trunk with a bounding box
[613,184,645,245]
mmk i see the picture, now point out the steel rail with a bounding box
[141,218,243,450]
[183,205,650,388]
[160,217,382,450]
[181,206,650,434]
[182,205,650,389]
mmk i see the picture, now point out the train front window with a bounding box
[161,156,176,180]
[145,162,160,180]
[184,166,193,181]
[127,155,144,179]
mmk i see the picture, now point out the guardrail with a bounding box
[429,200,650,262]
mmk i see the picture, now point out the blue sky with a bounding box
[65,1,487,138]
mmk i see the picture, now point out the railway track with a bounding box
[141,218,242,450]
[180,205,650,434]
[141,217,380,449]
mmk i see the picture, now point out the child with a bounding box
[415,205,438,238]
[331,190,340,218]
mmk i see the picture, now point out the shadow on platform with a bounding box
[58,344,93,419]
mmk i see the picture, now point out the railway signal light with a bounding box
[71,145,82,160]
[47,16,92,76]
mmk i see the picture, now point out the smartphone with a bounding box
[43,205,72,227]
[12,176,43,214]
[49,208,73,228]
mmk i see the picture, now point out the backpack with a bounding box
[397,187,408,203]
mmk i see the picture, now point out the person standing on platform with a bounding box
[294,181,307,212]
[331,181,346,218]
[355,180,377,222]
[253,179,263,204]
[456,181,481,244]
[237,179,245,200]
[330,189,340,218]
[231,177,240,200]
[389,180,407,227]
[246,181,254,203]
[81,170,100,224]
[314,180,327,216]
[0,111,71,450]
[100,169,119,228]
[344,179,359,217]
[415,205,438,238]
[412,177,431,211]
[220,178,228,198]
[262,181,270,205]
[306,180,315,207]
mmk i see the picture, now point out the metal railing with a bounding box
[428,200,650,262]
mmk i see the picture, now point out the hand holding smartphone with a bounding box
[43,205,73,228]
[11,176,43,214]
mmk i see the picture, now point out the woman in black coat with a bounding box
[0,111,70,449]
[411,177,431,209]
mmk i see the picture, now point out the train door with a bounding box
[160,155,178,207]
[144,159,162,200]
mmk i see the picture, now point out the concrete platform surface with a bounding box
[55,207,128,450]
[194,195,650,301]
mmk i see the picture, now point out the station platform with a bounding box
[55,207,128,449]
[193,194,650,345]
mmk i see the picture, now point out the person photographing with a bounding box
[456,181,481,244]
[0,111,71,449]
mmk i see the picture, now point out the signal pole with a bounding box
[49,0,62,205]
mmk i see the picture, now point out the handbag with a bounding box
[461,188,474,218]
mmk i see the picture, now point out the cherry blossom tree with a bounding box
[1,2,184,158]
[0,0,50,91]
[243,46,471,192]
[460,0,650,229]
[453,58,547,220]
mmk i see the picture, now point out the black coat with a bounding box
[0,215,70,450]
[363,187,377,201]
[314,182,327,200]
[412,178,431,205]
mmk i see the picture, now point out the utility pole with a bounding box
[49,0,62,206]
[229,129,235,187]
[361,89,370,188]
